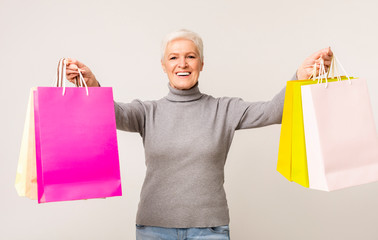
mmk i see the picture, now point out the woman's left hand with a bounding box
[296,47,333,80]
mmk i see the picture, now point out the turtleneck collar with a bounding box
[165,82,203,102]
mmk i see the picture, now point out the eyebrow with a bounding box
[167,52,198,57]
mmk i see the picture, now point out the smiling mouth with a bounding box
[176,72,191,76]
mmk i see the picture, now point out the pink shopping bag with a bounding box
[34,86,122,203]
[301,78,378,191]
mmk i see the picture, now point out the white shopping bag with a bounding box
[301,77,378,191]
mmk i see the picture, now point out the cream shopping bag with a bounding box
[15,88,38,199]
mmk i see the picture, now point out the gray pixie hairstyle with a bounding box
[161,29,204,63]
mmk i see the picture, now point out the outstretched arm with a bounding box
[227,47,334,130]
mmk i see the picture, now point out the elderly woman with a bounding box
[66,29,332,240]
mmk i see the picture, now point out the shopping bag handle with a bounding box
[309,54,352,88]
[55,58,64,87]
[331,55,351,84]
[55,58,89,96]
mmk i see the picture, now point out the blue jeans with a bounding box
[136,224,230,240]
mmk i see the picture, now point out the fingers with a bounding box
[66,58,86,68]
[313,47,333,70]
[67,73,79,82]
[312,63,330,72]
[64,58,98,86]
[323,46,332,55]
[66,58,77,66]
[312,47,333,61]
[298,47,334,79]
[321,47,333,61]
[66,68,85,75]
[320,48,332,69]
[66,69,79,75]
[66,62,86,77]
[314,59,331,66]
[66,59,89,76]
[314,58,331,64]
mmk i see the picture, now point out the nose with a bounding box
[178,57,188,68]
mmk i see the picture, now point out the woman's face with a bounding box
[161,39,203,90]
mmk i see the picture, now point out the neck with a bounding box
[165,82,203,102]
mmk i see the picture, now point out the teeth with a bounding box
[177,72,190,76]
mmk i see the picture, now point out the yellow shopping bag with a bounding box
[276,81,293,180]
[15,88,38,200]
[277,80,316,187]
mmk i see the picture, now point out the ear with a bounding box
[161,59,167,73]
[200,61,204,71]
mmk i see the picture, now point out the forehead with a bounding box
[165,39,199,55]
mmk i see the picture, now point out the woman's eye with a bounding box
[169,56,177,60]
[188,55,196,59]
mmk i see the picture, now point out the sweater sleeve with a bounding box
[114,100,145,136]
[221,87,285,130]
[224,74,297,130]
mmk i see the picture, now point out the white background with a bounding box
[1,0,378,239]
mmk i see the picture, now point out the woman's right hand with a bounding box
[66,58,100,87]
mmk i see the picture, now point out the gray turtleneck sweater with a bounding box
[114,83,286,228]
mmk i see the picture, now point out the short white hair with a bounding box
[161,29,204,63]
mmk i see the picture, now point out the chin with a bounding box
[171,80,197,90]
